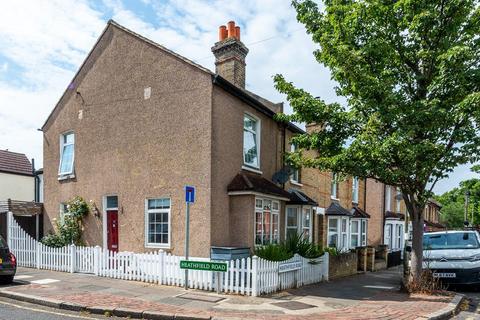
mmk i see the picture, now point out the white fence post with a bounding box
[93,246,100,275]
[251,255,258,297]
[69,244,76,273]
[36,243,41,269]
[6,211,13,248]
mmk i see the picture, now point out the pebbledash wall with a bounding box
[42,24,214,257]
[42,21,304,257]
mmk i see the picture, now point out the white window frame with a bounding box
[331,173,339,199]
[361,219,368,246]
[255,198,280,245]
[58,131,75,176]
[59,203,68,225]
[396,187,402,212]
[385,185,392,211]
[243,113,261,169]
[350,219,360,248]
[302,207,312,242]
[352,176,359,204]
[145,198,171,249]
[327,217,339,248]
[290,143,300,184]
[285,205,300,241]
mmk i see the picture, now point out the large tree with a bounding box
[275,0,480,283]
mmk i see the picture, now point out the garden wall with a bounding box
[329,251,358,279]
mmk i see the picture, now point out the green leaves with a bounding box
[276,0,479,202]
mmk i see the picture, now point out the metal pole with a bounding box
[184,201,190,290]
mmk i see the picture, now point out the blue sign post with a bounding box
[184,186,195,289]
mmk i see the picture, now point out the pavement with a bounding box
[451,288,480,320]
[0,266,462,319]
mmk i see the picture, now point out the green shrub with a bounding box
[41,196,90,247]
[323,246,340,256]
[254,243,293,261]
[254,232,325,261]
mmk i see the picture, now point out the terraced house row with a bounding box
[30,20,443,259]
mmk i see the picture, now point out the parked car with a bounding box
[0,235,16,284]
[423,230,480,285]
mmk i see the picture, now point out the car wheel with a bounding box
[0,275,14,284]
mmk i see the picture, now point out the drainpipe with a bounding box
[382,183,386,245]
[363,178,367,211]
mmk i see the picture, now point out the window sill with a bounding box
[58,174,75,181]
[330,196,340,201]
[145,244,171,250]
[242,165,263,175]
[290,180,303,187]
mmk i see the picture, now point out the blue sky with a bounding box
[0,0,477,194]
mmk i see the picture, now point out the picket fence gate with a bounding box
[6,213,328,296]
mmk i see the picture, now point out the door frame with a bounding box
[102,195,118,249]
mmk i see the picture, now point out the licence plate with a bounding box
[433,272,456,278]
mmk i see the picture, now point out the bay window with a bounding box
[384,220,404,251]
[361,219,368,246]
[286,206,299,240]
[302,207,311,241]
[285,206,313,241]
[350,220,360,248]
[243,114,260,168]
[328,218,339,248]
[255,198,279,245]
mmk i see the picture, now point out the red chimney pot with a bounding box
[219,25,227,41]
[235,26,240,40]
[227,21,236,39]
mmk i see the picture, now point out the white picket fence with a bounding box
[6,213,328,296]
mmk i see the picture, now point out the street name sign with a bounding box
[278,261,302,273]
[180,260,228,272]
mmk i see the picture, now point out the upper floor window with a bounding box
[59,132,75,175]
[396,187,402,212]
[290,144,300,183]
[331,173,339,199]
[352,177,359,203]
[243,114,260,168]
[385,185,392,211]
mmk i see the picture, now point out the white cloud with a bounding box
[0,0,470,193]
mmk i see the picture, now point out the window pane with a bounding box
[351,220,359,233]
[244,116,256,132]
[272,201,279,211]
[106,196,118,209]
[272,213,279,243]
[243,130,258,166]
[60,144,74,173]
[255,199,263,209]
[351,235,359,248]
[263,211,271,244]
[64,133,74,144]
[148,198,170,209]
[303,209,311,228]
[287,208,298,227]
[328,234,338,247]
[255,211,262,245]
[328,218,338,232]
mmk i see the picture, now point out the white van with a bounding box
[423,230,480,285]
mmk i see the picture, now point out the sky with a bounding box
[0,0,477,194]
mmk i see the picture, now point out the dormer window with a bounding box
[243,114,260,168]
[59,132,75,176]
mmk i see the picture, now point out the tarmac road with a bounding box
[0,295,121,320]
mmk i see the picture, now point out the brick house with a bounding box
[41,20,326,257]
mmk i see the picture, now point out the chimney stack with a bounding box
[211,21,249,88]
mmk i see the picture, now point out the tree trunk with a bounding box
[409,206,424,282]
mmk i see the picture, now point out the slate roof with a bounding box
[351,206,371,219]
[325,202,352,216]
[0,150,32,176]
[227,171,291,199]
[385,211,405,220]
[288,189,318,206]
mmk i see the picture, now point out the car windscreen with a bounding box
[0,235,7,248]
[423,232,480,250]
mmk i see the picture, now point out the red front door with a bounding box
[107,210,119,252]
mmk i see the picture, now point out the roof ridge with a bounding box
[0,149,29,156]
